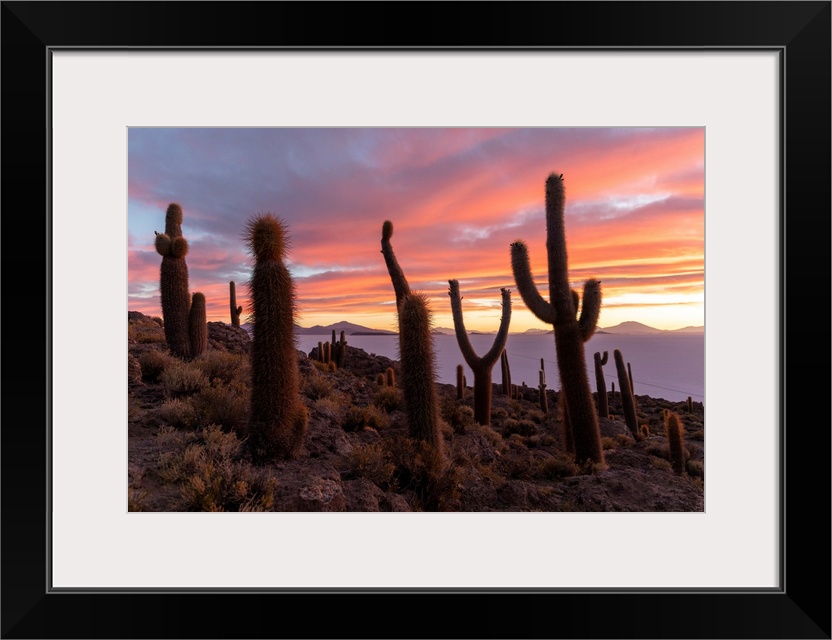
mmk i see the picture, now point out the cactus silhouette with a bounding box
[501,349,513,396]
[613,349,639,439]
[398,293,444,458]
[539,368,549,414]
[447,280,511,425]
[380,221,444,462]
[687,396,693,413]
[594,351,609,418]
[456,364,465,400]
[511,174,603,464]
[245,213,307,460]
[380,220,411,306]
[335,331,347,368]
[154,203,191,358]
[665,411,686,474]
[229,281,243,327]
[188,292,207,358]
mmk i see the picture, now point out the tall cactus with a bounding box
[154,203,191,359]
[665,410,686,474]
[613,349,639,439]
[398,293,444,457]
[594,351,609,418]
[336,331,347,368]
[246,214,307,460]
[189,292,207,358]
[447,280,511,425]
[229,281,243,327]
[511,174,603,464]
[381,221,444,462]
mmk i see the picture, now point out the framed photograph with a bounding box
[3,1,829,638]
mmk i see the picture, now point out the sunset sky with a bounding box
[128,128,704,333]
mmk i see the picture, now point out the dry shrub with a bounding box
[469,422,504,450]
[440,397,474,434]
[536,454,579,479]
[138,349,177,382]
[691,429,704,441]
[190,385,248,432]
[373,386,402,413]
[601,436,618,450]
[156,425,278,511]
[161,363,209,398]
[312,396,347,421]
[650,457,673,472]
[129,324,166,344]
[687,460,704,479]
[502,418,536,437]
[386,435,459,511]
[341,405,389,432]
[128,488,146,512]
[347,442,395,488]
[194,351,249,387]
[157,398,197,429]
[304,375,333,401]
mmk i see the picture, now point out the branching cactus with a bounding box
[154,203,191,358]
[189,292,207,358]
[246,214,307,460]
[511,174,603,464]
[447,280,511,425]
[229,281,243,327]
[614,349,639,440]
[594,351,609,418]
[380,221,444,463]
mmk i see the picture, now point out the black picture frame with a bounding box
[2,2,829,638]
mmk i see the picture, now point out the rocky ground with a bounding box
[128,311,704,512]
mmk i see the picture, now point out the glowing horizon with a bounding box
[128,127,704,332]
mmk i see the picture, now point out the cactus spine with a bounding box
[246,214,307,460]
[381,221,444,462]
[229,281,243,327]
[447,280,512,425]
[665,411,685,474]
[510,174,603,464]
[594,351,609,418]
[154,203,191,358]
[613,349,639,440]
[188,292,207,358]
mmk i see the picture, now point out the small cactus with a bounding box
[229,281,243,327]
[246,213,307,461]
[376,373,385,386]
[665,411,686,474]
[188,292,207,358]
[154,203,191,358]
[336,331,347,368]
[613,349,639,440]
[539,369,549,414]
[687,396,693,413]
[456,364,465,400]
[386,366,396,388]
[448,280,511,425]
[510,173,603,465]
[594,351,609,418]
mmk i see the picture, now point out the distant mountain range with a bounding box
[241,320,703,336]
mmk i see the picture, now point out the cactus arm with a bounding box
[481,287,512,365]
[380,220,411,308]
[570,289,580,317]
[599,350,608,366]
[154,233,172,257]
[578,279,602,342]
[510,241,558,325]
[447,279,481,368]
